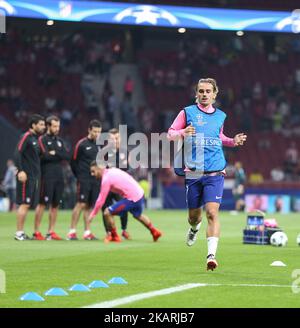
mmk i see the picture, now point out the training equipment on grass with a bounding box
[44,288,69,296]
[108,277,128,284]
[88,280,109,288]
[270,231,288,247]
[69,284,91,292]
[243,212,283,245]
[20,292,45,301]
[243,213,268,245]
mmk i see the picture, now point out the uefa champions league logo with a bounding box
[276,9,300,33]
[59,1,73,18]
[196,114,207,126]
[114,5,179,26]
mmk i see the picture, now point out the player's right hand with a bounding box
[184,124,196,137]
[17,171,27,183]
[88,214,95,223]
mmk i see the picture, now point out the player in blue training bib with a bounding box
[168,78,247,271]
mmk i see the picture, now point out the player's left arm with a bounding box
[220,126,247,147]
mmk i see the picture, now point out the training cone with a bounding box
[270,261,287,267]
[20,292,45,301]
[88,280,109,288]
[69,284,90,292]
[45,288,69,296]
[108,277,128,285]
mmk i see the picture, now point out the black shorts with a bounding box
[16,178,39,208]
[39,178,64,207]
[76,179,100,207]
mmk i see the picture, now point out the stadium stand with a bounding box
[1,18,300,185]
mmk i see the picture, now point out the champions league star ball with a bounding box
[270,231,288,247]
[297,233,300,246]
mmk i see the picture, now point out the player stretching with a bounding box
[68,120,102,240]
[168,78,246,271]
[14,114,45,240]
[33,116,70,240]
[88,161,162,243]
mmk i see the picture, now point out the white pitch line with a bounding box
[84,282,293,308]
[224,283,293,288]
[84,283,207,308]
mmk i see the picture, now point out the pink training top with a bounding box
[90,167,144,217]
[167,104,235,147]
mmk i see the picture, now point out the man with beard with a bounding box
[14,114,46,240]
[33,115,70,240]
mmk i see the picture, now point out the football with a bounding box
[270,231,288,247]
[297,234,300,246]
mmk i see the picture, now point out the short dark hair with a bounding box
[90,160,98,167]
[88,120,102,130]
[46,115,60,127]
[90,160,107,169]
[109,128,119,135]
[29,114,45,128]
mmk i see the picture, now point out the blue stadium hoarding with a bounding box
[1,0,300,33]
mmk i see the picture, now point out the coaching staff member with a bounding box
[14,114,45,241]
[33,115,70,240]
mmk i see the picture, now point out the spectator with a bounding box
[272,111,283,133]
[1,159,17,211]
[45,96,57,111]
[252,82,262,101]
[284,141,299,179]
[232,162,246,212]
[124,75,134,100]
[107,91,118,127]
[285,141,298,166]
[270,167,285,182]
[61,109,73,126]
[248,169,264,185]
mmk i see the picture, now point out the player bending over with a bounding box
[88,161,162,243]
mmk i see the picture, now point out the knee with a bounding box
[79,204,86,211]
[206,208,218,221]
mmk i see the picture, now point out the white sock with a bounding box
[190,222,201,232]
[207,237,219,257]
[69,229,76,234]
[16,231,24,236]
[84,230,91,237]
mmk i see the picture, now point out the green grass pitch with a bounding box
[0,210,299,308]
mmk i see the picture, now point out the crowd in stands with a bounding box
[0,26,125,144]
[1,22,300,187]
